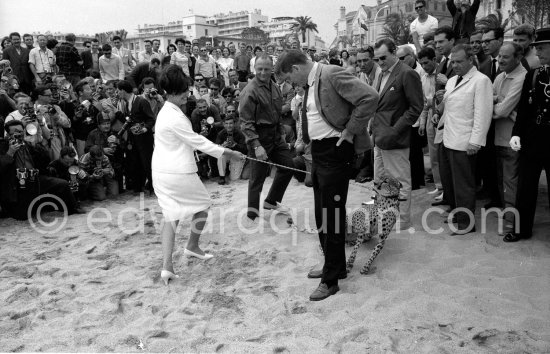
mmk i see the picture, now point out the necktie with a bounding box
[455,76,463,87]
[441,57,448,75]
[491,58,497,81]
[376,72,386,92]
[301,84,310,144]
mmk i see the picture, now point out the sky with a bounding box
[0,0,376,46]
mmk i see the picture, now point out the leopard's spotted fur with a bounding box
[346,175,402,274]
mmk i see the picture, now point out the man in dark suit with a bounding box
[275,50,379,301]
[506,27,550,242]
[128,58,160,91]
[2,32,33,93]
[371,38,424,230]
[81,39,103,76]
[477,27,504,209]
[116,80,155,194]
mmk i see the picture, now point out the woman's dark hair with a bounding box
[166,44,176,53]
[340,50,349,59]
[1,37,11,50]
[159,64,189,95]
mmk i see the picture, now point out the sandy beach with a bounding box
[1,176,549,353]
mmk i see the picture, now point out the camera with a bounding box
[10,132,24,145]
[149,88,158,97]
[117,116,135,138]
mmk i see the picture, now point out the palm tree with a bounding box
[338,35,354,49]
[290,16,319,46]
[380,13,410,45]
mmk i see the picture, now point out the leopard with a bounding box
[345,175,402,275]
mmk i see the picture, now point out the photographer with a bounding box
[28,35,56,86]
[0,120,83,220]
[33,85,71,160]
[190,98,222,178]
[117,80,155,194]
[72,79,101,156]
[215,116,247,184]
[139,77,164,117]
[0,74,17,128]
[47,146,87,200]
[78,144,118,201]
[4,93,51,146]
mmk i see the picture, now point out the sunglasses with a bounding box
[226,110,235,113]
[372,55,387,62]
[195,78,204,81]
[415,5,424,10]
[399,54,410,60]
[200,49,207,52]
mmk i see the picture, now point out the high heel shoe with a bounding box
[184,248,214,260]
[160,270,179,285]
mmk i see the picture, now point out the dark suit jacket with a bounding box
[81,49,103,72]
[436,56,455,90]
[479,56,502,82]
[2,46,32,85]
[129,62,158,88]
[371,61,424,150]
[313,63,379,154]
[129,95,155,132]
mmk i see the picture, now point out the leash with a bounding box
[245,156,311,174]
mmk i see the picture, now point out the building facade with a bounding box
[209,9,268,38]
[331,1,452,50]
[258,16,319,48]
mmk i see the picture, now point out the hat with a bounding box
[531,27,550,46]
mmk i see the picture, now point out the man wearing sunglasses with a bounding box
[447,0,481,42]
[410,0,439,53]
[371,38,424,232]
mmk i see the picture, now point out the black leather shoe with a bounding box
[503,232,530,243]
[309,283,339,301]
[307,269,347,279]
[432,200,449,206]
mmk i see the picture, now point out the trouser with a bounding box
[477,122,501,205]
[87,175,119,201]
[409,127,426,190]
[217,156,245,180]
[292,154,313,186]
[496,146,519,224]
[515,135,550,237]
[64,74,81,88]
[127,133,154,192]
[439,146,477,230]
[355,149,374,180]
[373,146,412,227]
[426,123,442,190]
[247,127,294,219]
[311,138,353,287]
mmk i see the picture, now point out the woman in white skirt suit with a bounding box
[153,65,245,285]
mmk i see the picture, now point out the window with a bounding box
[434,2,438,10]
[187,26,191,30]
[205,29,208,36]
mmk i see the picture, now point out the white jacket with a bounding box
[152,101,224,174]
[440,66,493,151]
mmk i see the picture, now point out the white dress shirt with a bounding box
[307,62,340,140]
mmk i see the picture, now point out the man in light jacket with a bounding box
[436,44,493,235]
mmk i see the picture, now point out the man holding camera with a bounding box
[29,35,56,86]
[0,120,83,220]
[4,93,51,146]
[116,80,155,194]
[78,144,118,201]
[140,77,164,117]
[72,80,101,157]
[33,85,71,160]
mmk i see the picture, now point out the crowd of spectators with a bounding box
[0,0,548,243]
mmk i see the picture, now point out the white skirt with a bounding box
[152,171,211,221]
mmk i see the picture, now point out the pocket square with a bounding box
[389,87,395,91]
